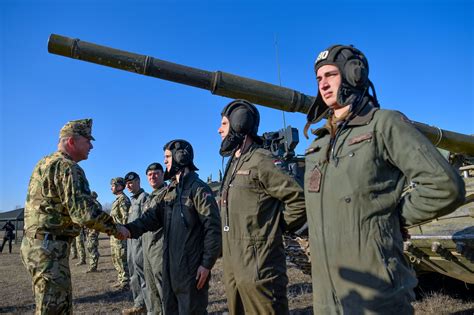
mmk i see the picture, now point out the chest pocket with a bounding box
[231,169,259,191]
[336,131,376,162]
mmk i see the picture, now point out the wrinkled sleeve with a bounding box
[119,197,130,224]
[379,111,465,225]
[193,185,222,270]
[258,154,307,232]
[56,163,118,236]
[125,199,164,239]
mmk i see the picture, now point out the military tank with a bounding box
[47,34,474,283]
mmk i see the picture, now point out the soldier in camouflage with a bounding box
[86,229,100,272]
[85,191,101,273]
[74,227,87,265]
[21,118,123,314]
[70,237,78,259]
[218,100,307,314]
[110,177,131,289]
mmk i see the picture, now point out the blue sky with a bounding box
[1,0,473,211]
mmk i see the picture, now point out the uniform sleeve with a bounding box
[257,154,307,232]
[55,162,118,236]
[193,185,222,270]
[125,198,164,239]
[119,197,130,224]
[379,111,465,225]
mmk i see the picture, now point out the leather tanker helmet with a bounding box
[305,45,372,135]
[163,139,198,180]
[220,99,262,157]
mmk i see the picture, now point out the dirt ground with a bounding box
[0,236,472,314]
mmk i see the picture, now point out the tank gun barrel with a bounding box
[47,34,474,155]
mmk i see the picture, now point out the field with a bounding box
[0,236,472,314]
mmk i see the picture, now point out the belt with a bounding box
[32,233,72,242]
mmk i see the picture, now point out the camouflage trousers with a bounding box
[21,236,73,315]
[71,230,86,262]
[86,229,99,270]
[110,235,129,284]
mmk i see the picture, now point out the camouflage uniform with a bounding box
[86,228,100,271]
[74,227,86,265]
[110,189,131,286]
[20,119,119,315]
[70,238,78,258]
[127,188,149,310]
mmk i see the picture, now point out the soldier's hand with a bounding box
[195,265,210,290]
[115,224,131,240]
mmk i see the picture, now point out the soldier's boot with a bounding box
[76,260,86,266]
[71,255,78,259]
[85,267,98,273]
[122,306,146,315]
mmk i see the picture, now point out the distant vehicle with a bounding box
[47,34,474,283]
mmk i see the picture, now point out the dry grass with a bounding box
[0,236,472,314]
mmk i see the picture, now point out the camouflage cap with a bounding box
[110,177,126,186]
[91,191,98,199]
[59,118,95,140]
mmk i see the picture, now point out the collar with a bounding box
[57,150,74,161]
[132,188,145,199]
[176,171,199,190]
[151,183,167,196]
[311,99,378,138]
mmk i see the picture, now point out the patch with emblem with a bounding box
[308,168,321,192]
[348,132,373,146]
[236,170,250,175]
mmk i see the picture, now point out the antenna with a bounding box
[274,34,287,129]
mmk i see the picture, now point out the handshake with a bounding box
[114,224,131,240]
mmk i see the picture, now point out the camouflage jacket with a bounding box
[24,151,118,238]
[111,192,131,224]
[304,101,466,313]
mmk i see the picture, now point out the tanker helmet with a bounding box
[220,99,262,157]
[306,45,372,132]
[163,139,198,180]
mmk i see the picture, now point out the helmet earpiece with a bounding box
[166,140,192,166]
[344,58,368,88]
[221,99,260,136]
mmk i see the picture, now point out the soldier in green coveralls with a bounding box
[21,119,123,314]
[303,45,466,314]
[118,140,222,315]
[217,100,306,315]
